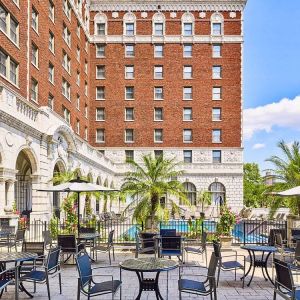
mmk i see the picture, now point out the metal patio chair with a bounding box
[178,252,219,300]
[76,250,122,300]
[0,267,15,298]
[92,230,115,264]
[135,231,157,258]
[275,233,295,261]
[159,234,184,262]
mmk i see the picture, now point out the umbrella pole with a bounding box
[77,192,80,233]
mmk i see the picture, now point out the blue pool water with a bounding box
[123,220,268,244]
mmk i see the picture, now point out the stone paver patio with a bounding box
[1,247,281,299]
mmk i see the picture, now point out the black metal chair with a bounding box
[159,235,184,262]
[76,250,122,300]
[184,232,208,266]
[92,230,115,264]
[20,247,62,300]
[213,241,245,288]
[0,267,15,298]
[275,233,295,261]
[57,234,85,264]
[135,231,157,258]
[273,258,300,300]
[178,252,218,300]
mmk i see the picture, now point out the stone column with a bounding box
[6,180,16,208]
[0,179,5,214]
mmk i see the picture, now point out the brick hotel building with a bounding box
[0,0,246,221]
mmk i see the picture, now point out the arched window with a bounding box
[123,12,136,36]
[96,176,102,185]
[94,13,107,36]
[152,12,165,36]
[181,182,197,205]
[209,182,226,205]
[181,12,195,36]
[211,13,224,36]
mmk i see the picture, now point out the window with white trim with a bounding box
[125,23,134,36]
[84,60,88,73]
[123,12,136,36]
[154,23,163,36]
[183,150,192,163]
[31,43,38,67]
[183,87,192,100]
[183,108,192,121]
[84,104,88,118]
[96,129,105,143]
[212,87,222,100]
[212,108,221,121]
[96,86,105,100]
[125,44,135,57]
[212,150,222,163]
[49,31,55,53]
[0,5,19,45]
[183,66,192,79]
[125,150,134,162]
[49,0,55,22]
[62,106,70,124]
[76,21,80,37]
[212,23,222,35]
[183,44,192,58]
[154,87,163,100]
[63,24,71,47]
[76,119,80,134]
[63,0,71,20]
[125,65,134,79]
[31,78,38,102]
[125,129,134,143]
[183,129,192,142]
[212,66,222,79]
[211,13,224,36]
[154,129,163,143]
[48,63,54,84]
[154,108,163,121]
[125,108,134,121]
[76,46,80,61]
[96,23,105,35]
[10,16,18,44]
[96,44,105,57]
[125,87,134,100]
[62,78,70,100]
[84,127,88,141]
[48,94,54,110]
[96,108,105,121]
[0,48,18,85]
[154,45,164,58]
[76,94,80,110]
[76,71,80,86]
[212,129,222,143]
[154,66,163,79]
[183,23,193,36]
[62,51,71,73]
[96,65,105,79]
[213,44,222,58]
[154,150,163,159]
[32,6,38,32]
[84,81,88,96]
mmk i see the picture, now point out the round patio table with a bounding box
[120,257,178,300]
[241,245,277,286]
[0,252,38,300]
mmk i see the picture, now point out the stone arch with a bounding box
[53,159,66,175]
[210,12,224,35]
[110,181,115,189]
[94,12,107,35]
[208,181,226,205]
[181,182,197,205]
[152,12,165,35]
[96,176,102,185]
[87,173,93,183]
[74,168,83,178]
[103,178,108,187]
[15,146,38,175]
[181,12,195,35]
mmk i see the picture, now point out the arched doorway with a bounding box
[209,182,226,206]
[181,182,197,205]
[53,161,66,219]
[15,150,34,217]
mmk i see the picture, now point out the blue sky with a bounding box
[243,0,300,172]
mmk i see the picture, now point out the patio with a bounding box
[0,247,278,300]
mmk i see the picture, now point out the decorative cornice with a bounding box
[90,0,247,12]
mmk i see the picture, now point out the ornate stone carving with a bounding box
[141,11,148,18]
[230,11,237,18]
[112,11,119,18]
[5,132,14,147]
[194,150,210,163]
[25,135,33,147]
[170,12,177,18]
[199,12,206,18]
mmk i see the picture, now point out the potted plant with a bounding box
[216,205,237,249]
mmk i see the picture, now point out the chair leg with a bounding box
[59,272,62,294]
[108,250,111,265]
[179,290,182,300]
[113,246,115,261]
[217,266,221,287]
[235,268,237,281]
[46,275,51,300]
[77,279,81,300]
[205,250,208,267]
[34,281,36,293]
[214,286,217,300]
[273,289,277,300]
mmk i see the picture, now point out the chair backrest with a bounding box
[212,241,221,259]
[208,252,219,279]
[16,229,25,241]
[76,251,92,287]
[269,229,286,246]
[160,229,176,236]
[274,258,294,291]
[79,227,96,234]
[22,241,45,257]
[57,234,76,251]
[108,230,114,245]
[201,232,208,249]
[275,233,283,247]
[161,236,182,251]
[46,247,61,272]
[42,230,52,247]
[1,226,15,234]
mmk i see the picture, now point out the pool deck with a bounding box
[0,246,291,299]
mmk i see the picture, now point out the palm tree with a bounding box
[266,140,300,215]
[121,154,188,230]
[196,190,212,213]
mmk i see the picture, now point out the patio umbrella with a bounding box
[38,177,119,232]
[275,186,300,197]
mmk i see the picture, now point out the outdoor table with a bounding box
[77,232,100,261]
[120,257,178,300]
[0,252,38,300]
[241,245,277,286]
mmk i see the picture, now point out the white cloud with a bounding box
[244,96,300,140]
[252,143,265,150]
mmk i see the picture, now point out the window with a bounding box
[76,119,80,134]
[48,94,54,110]
[183,66,192,79]
[62,78,70,100]
[212,129,222,143]
[0,5,19,44]
[125,44,135,57]
[32,7,38,32]
[183,150,192,163]
[213,44,222,58]
[209,182,225,205]
[85,39,88,52]
[213,66,222,79]
[154,87,163,100]
[62,106,70,124]
[76,71,80,86]
[0,49,18,85]
[49,31,55,53]
[76,46,80,61]
[154,66,163,79]
[125,87,134,100]
[31,43,38,67]
[96,129,105,143]
[0,50,7,77]
[125,150,134,162]
[84,81,88,96]
[212,108,221,121]
[84,127,88,140]
[212,87,222,100]
[48,63,54,83]
[154,108,163,121]
[96,23,106,35]
[63,24,71,47]
[10,17,18,44]
[63,0,71,20]
[96,44,105,57]
[96,108,105,121]
[154,150,163,159]
[183,182,196,205]
[31,78,38,102]
[125,129,134,143]
[183,23,193,36]
[183,87,192,100]
[154,45,164,58]
[49,1,55,22]
[62,51,71,73]
[124,65,134,79]
[84,104,88,118]
[96,87,105,100]
[183,44,192,57]
[154,23,163,35]
[183,108,192,121]
[125,23,134,35]
[9,59,18,84]
[212,150,221,163]
[0,5,7,33]
[96,65,105,79]
[125,108,134,121]
[76,94,80,110]
[154,129,163,143]
[84,60,88,73]
[76,22,80,37]
[212,23,222,35]
[183,129,192,142]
